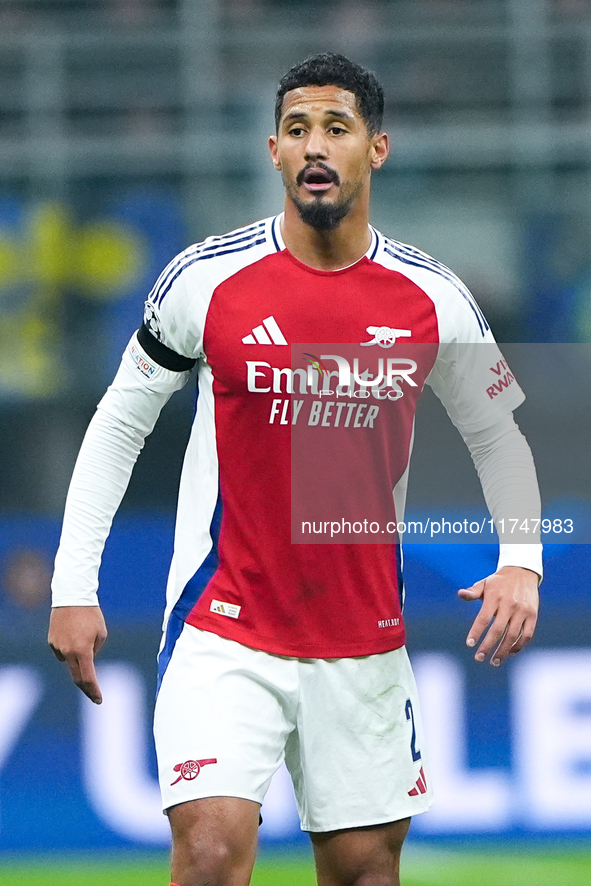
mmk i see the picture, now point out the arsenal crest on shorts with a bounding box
[171,758,217,785]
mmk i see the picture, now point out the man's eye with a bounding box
[289,127,305,137]
[329,126,346,135]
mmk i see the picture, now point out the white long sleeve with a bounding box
[461,413,543,578]
[51,332,191,607]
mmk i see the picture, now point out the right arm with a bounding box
[49,327,194,702]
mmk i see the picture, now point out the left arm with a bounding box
[459,412,541,665]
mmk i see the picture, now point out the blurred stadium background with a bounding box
[1,0,591,882]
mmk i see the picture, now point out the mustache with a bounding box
[296,162,340,187]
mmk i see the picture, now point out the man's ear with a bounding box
[370,132,389,170]
[269,135,281,170]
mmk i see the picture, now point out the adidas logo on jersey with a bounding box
[242,316,287,346]
[210,599,241,619]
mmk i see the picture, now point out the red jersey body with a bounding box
[139,216,524,666]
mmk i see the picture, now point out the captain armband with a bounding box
[137,322,197,372]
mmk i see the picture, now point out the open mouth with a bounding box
[298,164,339,192]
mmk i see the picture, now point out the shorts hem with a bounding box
[299,798,434,833]
[162,790,263,815]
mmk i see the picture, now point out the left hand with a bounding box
[458,565,539,666]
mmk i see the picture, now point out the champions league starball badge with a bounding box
[144,301,163,341]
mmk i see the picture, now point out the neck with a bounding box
[280,198,372,271]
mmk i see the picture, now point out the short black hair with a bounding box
[275,52,384,136]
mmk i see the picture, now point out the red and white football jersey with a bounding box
[135,215,524,666]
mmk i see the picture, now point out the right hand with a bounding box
[48,606,108,704]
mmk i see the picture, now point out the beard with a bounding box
[284,166,364,231]
[291,193,355,231]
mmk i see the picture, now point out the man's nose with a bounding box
[304,127,329,161]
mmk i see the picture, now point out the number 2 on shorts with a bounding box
[405,698,421,762]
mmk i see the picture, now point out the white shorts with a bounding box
[154,624,433,832]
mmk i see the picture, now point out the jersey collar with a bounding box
[271,214,379,265]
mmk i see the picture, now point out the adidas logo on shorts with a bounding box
[408,766,428,796]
